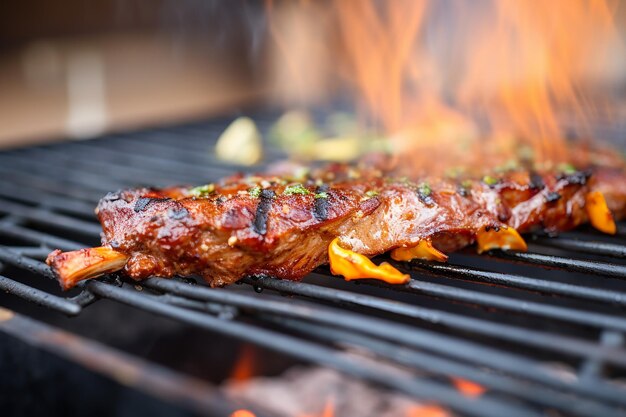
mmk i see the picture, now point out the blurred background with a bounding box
[0,0,625,151]
[0,0,271,147]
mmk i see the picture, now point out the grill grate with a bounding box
[1,116,626,417]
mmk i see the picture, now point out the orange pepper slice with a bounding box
[391,240,448,262]
[476,226,527,254]
[328,238,409,284]
[586,191,616,235]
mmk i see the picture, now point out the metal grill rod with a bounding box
[73,141,234,181]
[370,265,626,331]
[86,280,537,417]
[0,182,95,218]
[0,153,128,193]
[167,294,618,417]
[25,147,198,187]
[494,251,626,278]
[0,199,101,237]
[268,317,620,417]
[0,218,82,252]
[0,164,105,203]
[239,275,626,366]
[415,261,626,306]
[103,134,241,171]
[532,236,626,258]
[0,275,80,315]
[142,278,626,406]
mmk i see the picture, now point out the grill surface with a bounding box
[1,114,626,417]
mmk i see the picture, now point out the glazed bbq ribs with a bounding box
[47,157,626,290]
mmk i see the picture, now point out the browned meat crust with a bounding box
[47,159,626,290]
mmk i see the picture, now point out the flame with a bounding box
[335,0,621,169]
[320,399,335,417]
[230,345,257,383]
[265,0,623,172]
[231,410,256,417]
[407,405,450,417]
[451,377,486,398]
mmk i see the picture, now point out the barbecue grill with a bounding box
[2,113,626,417]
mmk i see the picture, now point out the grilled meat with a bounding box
[47,161,626,290]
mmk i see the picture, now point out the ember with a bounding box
[225,366,448,417]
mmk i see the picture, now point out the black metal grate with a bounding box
[2,115,626,417]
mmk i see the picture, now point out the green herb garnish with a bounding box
[557,163,577,175]
[248,186,261,198]
[482,175,499,186]
[283,183,311,196]
[314,192,329,199]
[417,182,431,197]
[189,184,215,197]
[365,190,379,198]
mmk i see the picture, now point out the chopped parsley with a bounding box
[482,175,499,187]
[314,191,329,199]
[365,190,379,198]
[248,186,261,198]
[416,182,434,205]
[417,182,431,197]
[189,184,215,197]
[283,183,311,196]
[557,163,577,175]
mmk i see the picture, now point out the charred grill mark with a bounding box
[558,170,592,185]
[134,197,170,212]
[545,192,562,203]
[313,184,330,221]
[417,187,435,206]
[529,172,545,190]
[253,189,275,235]
[484,224,501,232]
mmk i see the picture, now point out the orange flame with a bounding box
[266,0,623,172]
[407,405,450,417]
[451,377,486,398]
[336,0,621,168]
[230,345,257,383]
[231,410,256,417]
